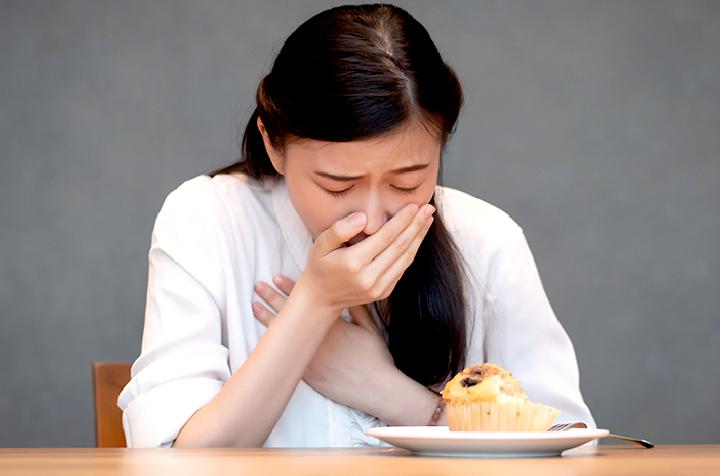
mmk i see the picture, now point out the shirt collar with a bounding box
[270,177,313,272]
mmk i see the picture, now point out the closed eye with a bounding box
[391,185,420,194]
[323,184,419,198]
[324,186,354,197]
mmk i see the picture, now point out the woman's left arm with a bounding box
[252,276,445,427]
[364,365,448,426]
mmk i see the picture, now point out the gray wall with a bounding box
[1,0,718,447]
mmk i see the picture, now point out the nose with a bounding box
[345,196,393,246]
[347,208,391,246]
[362,203,392,236]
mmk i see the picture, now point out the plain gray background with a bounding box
[1,0,718,447]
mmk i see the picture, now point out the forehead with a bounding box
[285,122,441,171]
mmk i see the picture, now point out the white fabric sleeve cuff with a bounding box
[121,376,224,448]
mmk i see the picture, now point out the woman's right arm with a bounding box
[173,281,338,447]
[121,178,304,448]
[121,179,350,448]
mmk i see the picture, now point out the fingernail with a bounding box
[254,282,265,293]
[349,212,366,227]
[272,275,283,286]
[424,205,435,217]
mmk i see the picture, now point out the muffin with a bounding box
[440,363,560,431]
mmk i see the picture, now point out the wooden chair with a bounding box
[92,362,131,447]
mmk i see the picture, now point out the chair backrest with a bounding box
[92,362,131,447]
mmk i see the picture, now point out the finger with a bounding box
[365,205,433,279]
[373,216,433,298]
[252,301,273,327]
[253,281,287,313]
[272,274,295,295]
[347,203,427,266]
[348,304,382,337]
[313,212,367,255]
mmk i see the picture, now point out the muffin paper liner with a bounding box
[446,401,560,431]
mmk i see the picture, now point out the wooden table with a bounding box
[1,445,718,475]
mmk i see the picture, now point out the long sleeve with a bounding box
[483,226,597,429]
[117,177,234,448]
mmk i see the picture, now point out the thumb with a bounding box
[314,212,367,254]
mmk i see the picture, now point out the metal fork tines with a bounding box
[548,422,654,448]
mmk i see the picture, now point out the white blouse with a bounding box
[117,173,596,448]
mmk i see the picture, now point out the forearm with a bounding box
[174,287,337,447]
[365,367,447,427]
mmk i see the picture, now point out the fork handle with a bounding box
[607,434,655,448]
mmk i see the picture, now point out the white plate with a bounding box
[363,426,609,458]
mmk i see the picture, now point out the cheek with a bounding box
[409,164,440,207]
[420,181,436,204]
[411,177,437,208]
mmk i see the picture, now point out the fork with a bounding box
[548,422,655,448]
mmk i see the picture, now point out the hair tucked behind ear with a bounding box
[211,4,468,387]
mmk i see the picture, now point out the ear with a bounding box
[257,116,286,175]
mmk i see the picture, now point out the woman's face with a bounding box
[258,118,440,243]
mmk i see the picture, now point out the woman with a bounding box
[118,4,596,448]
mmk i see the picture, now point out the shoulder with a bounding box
[434,185,527,294]
[147,174,276,290]
[150,173,278,259]
[435,185,525,249]
[159,173,266,214]
[155,173,272,229]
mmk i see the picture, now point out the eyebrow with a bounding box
[313,163,431,182]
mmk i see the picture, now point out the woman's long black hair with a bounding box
[212,4,468,387]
